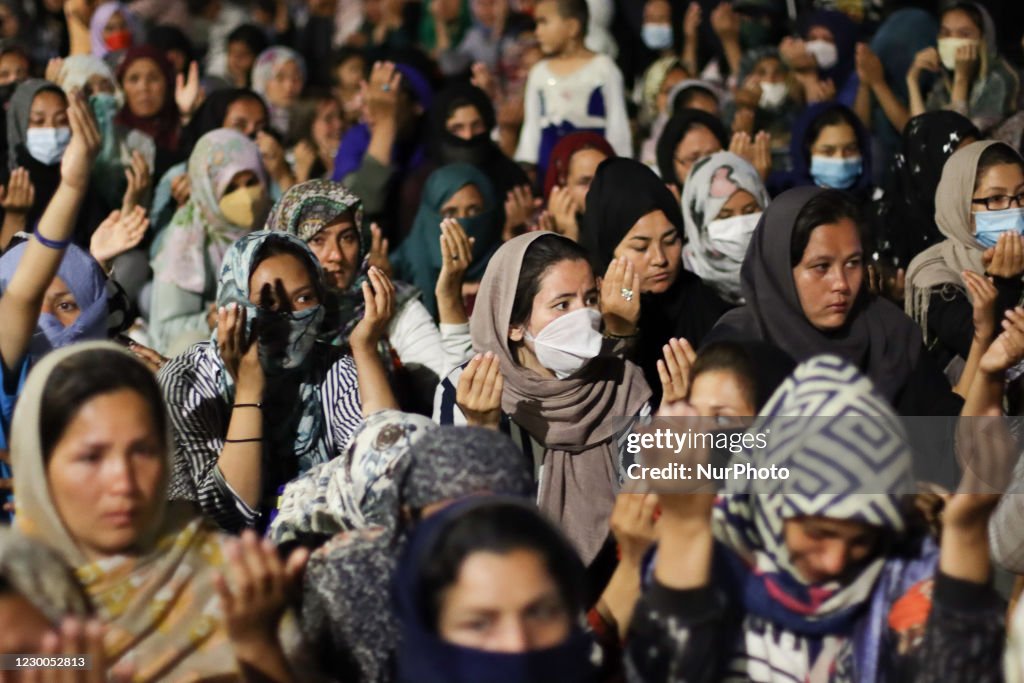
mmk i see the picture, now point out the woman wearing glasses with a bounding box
[905,141,1024,384]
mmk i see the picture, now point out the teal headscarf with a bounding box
[418,0,472,50]
[214,230,330,474]
[392,163,503,318]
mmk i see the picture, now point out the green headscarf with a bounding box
[391,162,503,318]
[418,0,473,50]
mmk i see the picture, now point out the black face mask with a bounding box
[438,131,493,167]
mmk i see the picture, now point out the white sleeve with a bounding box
[387,299,447,378]
[515,63,544,164]
[600,57,633,158]
[439,322,474,373]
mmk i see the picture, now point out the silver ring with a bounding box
[451,255,459,261]
[381,84,392,92]
[620,287,634,302]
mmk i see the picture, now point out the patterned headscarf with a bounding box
[681,152,770,303]
[269,410,438,546]
[153,128,268,294]
[214,231,330,474]
[709,355,917,681]
[0,242,109,360]
[10,342,308,681]
[268,179,419,347]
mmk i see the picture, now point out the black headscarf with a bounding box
[872,111,980,267]
[583,157,731,404]
[656,107,729,187]
[426,82,527,199]
[709,186,922,403]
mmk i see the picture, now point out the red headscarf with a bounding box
[115,46,180,152]
[542,132,616,201]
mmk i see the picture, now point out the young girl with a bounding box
[514,0,631,183]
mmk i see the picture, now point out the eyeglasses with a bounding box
[971,193,1024,211]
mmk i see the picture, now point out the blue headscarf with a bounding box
[0,242,108,360]
[392,496,600,683]
[802,10,859,93]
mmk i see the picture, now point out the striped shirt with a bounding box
[159,341,363,532]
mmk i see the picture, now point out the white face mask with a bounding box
[759,81,788,109]
[25,126,71,165]
[706,212,761,262]
[523,307,602,379]
[804,39,838,70]
[938,37,978,71]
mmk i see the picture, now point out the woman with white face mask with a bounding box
[681,152,769,305]
[907,2,1016,133]
[434,232,652,566]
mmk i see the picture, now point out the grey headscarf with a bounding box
[7,79,64,171]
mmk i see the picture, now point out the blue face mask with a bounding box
[974,207,1024,247]
[810,155,863,190]
[641,23,673,51]
[25,126,71,166]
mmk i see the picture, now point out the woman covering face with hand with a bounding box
[159,230,397,532]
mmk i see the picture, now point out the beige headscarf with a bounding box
[904,140,996,344]
[11,342,309,682]
[469,232,652,564]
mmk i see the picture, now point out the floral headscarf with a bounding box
[153,128,268,294]
[268,179,419,346]
[681,151,770,304]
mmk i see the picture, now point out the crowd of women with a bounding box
[2,0,1024,680]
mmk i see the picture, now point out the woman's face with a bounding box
[792,219,863,331]
[312,99,344,151]
[122,58,167,118]
[46,389,165,560]
[441,184,485,220]
[248,252,320,314]
[29,90,68,128]
[307,214,361,290]
[811,123,859,159]
[783,516,881,584]
[41,276,80,328]
[612,209,682,294]
[971,162,1024,232]
[565,148,607,209]
[0,52,27,85]
[265,60,303,106]
[688,368,756,420]
[103,10,127,38]
[806,25,835,44]
[85,75,116,98]
[752,56,785,84]
[438,548,572,652]
[227,41,256,84]
[335,56,365,90]
[939,9,982,41]
[655,68,687,116]
[0,4,19,39]
[715,189,761,220]
[446,104,487,140]
[223,97,267,138]
[225,170,262,194]
[673,125,722,184]
[508,258,598,348]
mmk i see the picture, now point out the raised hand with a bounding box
[909,46,941,79]
[90,206,149,266]
[456,352,504,429]
[217,303,264,398]
[981,232,1024,279]
[979,306,1024,375]
[504,184,538,240]
[962,270,998,343]
[953,40,979,84]
[349,266,395,349]
[255,131,291,184]
[804,78,837,103]
[600,257,640,337]
[470,61,498,102]
[657,337,696,406]
[45,57,64,85]
[855,43,884,88]
[609,492,659,567]
[61,94,101,192]
[170,172,191,207]
[0,168,36,216]
[683,2,701,40]
[125,338,168,374]
[214,530,308,646]
[175,61,205,118]
[362,61,400,128]
[121,150,151,213]
[19,619,133,683]
[367,223,392,277]
[709,2,739,42]
[547,185,580,241]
